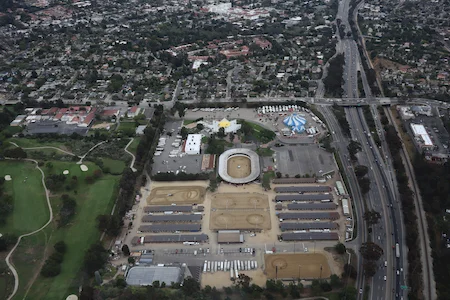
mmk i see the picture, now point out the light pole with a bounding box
[298,265,301,284]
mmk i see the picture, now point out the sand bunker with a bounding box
[4,175,12,181]
[63,170,70,175]
[80,165,88,172]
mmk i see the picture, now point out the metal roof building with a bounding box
[144,206,192,213]
[142,214,202,223]
[278,212,340,220]
[274,186,331,193]
[134,234,208,244]
[126,266,182,286]
[273,178,316,184]
[279,222,338,231]
[287,203,337,210]
[275,194,333,202]
[217,230,244,244]
[139,224,201,232]
[281,232,339,241]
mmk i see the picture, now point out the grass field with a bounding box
[117,121,137,136]
[9,161,119,300]
[127,137,140,155]
[8,138,68,150]
[0,161,49,235]
[265,253,331,279]
[102,157,126,175]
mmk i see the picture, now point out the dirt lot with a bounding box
[201,269,267,289]
[227,156,251,178]
[265,253,331,279]
[210,210,271,230]
[211,193,269,209]
[147,186,206,205]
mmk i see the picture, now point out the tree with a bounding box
[363,260,378,277]
[334,242,346,254]
[128,257,135,264]
[180,127,189,139]
[218,127,226,138]
[343,263,357,279]
[360,242,384,261]
[4,147,27,159]
[152,280,160,288]
[196,123,204,131]
[330,274,342,288]
[354,165,369,177]
[122,244,130,256]
[83,243,108,275]
[181,277,200,295]
[364,210,381,225]
[348,140,361,161]
[276,172,282,178]
[358,177,371,194]
[54,241,67,254]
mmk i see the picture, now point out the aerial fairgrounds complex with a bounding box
[124,105,352,288]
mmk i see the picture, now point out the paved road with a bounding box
[4,159,54,300]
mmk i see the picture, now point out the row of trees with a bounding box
[378,107,423,298]
[333,104,351,136]
[0,177,13,225]
[324,54,345,97]
[40,241,67,277]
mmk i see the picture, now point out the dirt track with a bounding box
[147,186,206,205]
[265,253,331,279]
[210,210,271,230]
[227,156,251,178]
[211,193,269,209]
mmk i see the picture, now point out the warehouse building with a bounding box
[280,232,339,241]
[287,203,337,210]
[144,206,192,213]
[279,222,338,231]
[273,178,316,184]
[185,134,202,155]
[341,199,350,216]
[138,224,201,232]
[274,186,331,193]
[126,266,183,286]
[278,212,340,221]
[274,194,333,202]
[142,214,202,223]
[217,230,244,244]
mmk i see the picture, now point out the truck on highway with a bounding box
[395,243,400,258]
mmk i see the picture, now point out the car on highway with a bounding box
[383,275,387,281]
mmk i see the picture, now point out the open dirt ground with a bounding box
[211,193,269,209]
[147,186,206,205]
[265,253,331,279]
[210,210,271,230]
[227,156,251,178]
[201,269,267,289]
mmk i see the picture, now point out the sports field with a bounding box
[210,210,271,230]
[227,155,251,178]
[211,193,269,209]
[265,253,331,279]
[147,186,206,205]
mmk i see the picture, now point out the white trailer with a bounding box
[207,261,211,272]
[203,261,207,273]
[255,261,258,269]
[230,267,234,279]
[214,261,217,272]
[240,261,244,270]
[235,269,239,279]
[247,261,251,270]
[221,261,224,271]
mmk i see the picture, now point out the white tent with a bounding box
[283,114,307,132]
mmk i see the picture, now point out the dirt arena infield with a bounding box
[210,210,271,230]
[265,253,331,279]
[147,186,206,205]
[227,155,251,178]
[211,193,269,209]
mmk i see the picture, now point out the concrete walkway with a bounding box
[4,158,54,300]
[124,138,137,172]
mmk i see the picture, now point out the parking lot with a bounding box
[274,144,336,177]
[152,120,203,175]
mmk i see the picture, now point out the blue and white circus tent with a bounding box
[283,114,307,132]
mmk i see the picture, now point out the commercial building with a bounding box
[185,134,202,155]
[341,199,350,216]
[138,224,201,232]
[274,186,331,193]
[131,234,208,245]
[144,206,192,213]
[410,123,434,149]
[279,222,338,231]
[287,203,337,210]
[278,212,340,221]
[126,266,183,286]
[141,214,202,223]
[274,194,333,202]
[280,232,339,241]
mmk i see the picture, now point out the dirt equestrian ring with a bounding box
[210,211,271,230]
[147,186,206,205]
[265,253,331,279]
[211,193,269,209]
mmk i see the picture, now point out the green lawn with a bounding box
[102,157,126,175]
[256,147,275,157]
[127,137,140,155]
[9,161,120,300]
[2,126,23,136]
[8,138,68,150]
[117,121,137,136]
[0,161,49,235]
[183,119,196,125]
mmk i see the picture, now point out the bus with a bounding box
[395,243,400,258]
